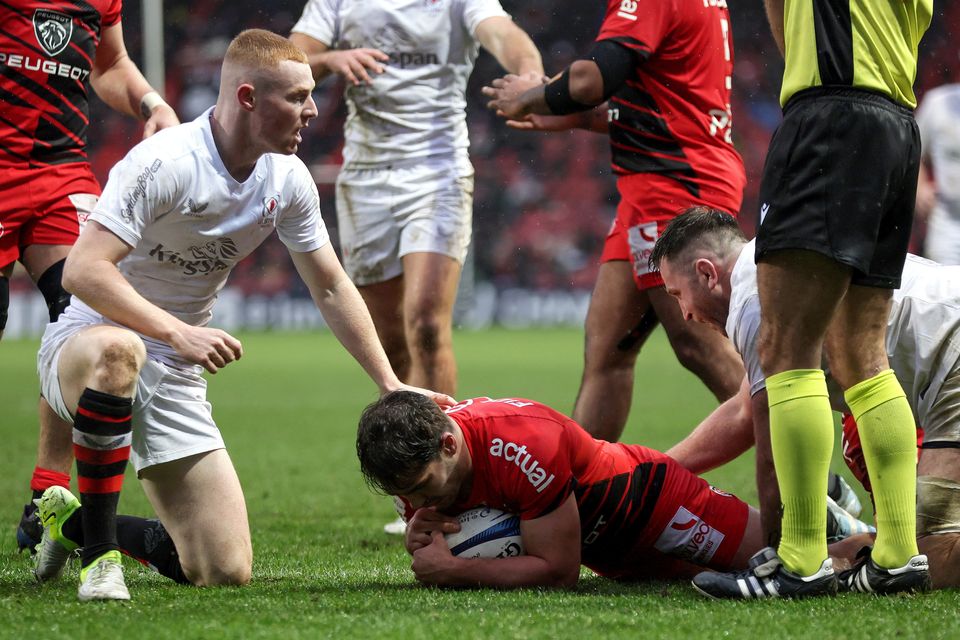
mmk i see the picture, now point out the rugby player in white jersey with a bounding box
[30,29,453,602]
[289,0,542,398]
[650,207,951,589]
[290,0,543,534]
[915,84,960,265]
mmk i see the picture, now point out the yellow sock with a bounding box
[767,369,833,576]
[845,369,919,568]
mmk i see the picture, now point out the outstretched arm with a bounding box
[410,495,581,588]
[91,22,179,138]
[666,375,755,474]
[483,40,635,122]
[289,245,454,405]
[290,32,388,86]
[475,16,543,77]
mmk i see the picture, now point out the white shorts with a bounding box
[924,365,960,445]
[37,316,225,473]
[336,158,474,286]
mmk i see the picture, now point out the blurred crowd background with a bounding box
[9,0,960,308]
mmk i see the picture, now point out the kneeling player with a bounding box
[357,392,867,587]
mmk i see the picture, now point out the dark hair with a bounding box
[356,391,450,495]
[648,206,745,271]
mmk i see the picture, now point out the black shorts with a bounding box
[755,87,921,288]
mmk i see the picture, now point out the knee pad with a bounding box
[0,275,8,331]
[36,259,72,322]
[917,475,960,536]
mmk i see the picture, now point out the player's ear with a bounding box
[237,83,256,111]
[694,257,718,287]
[440,432,458,456]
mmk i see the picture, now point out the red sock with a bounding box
[30,467,71,497]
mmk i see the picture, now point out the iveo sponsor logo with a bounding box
[616,0,638,21]
[489,438,555,493]
[653,506,725,563]
[33,9,73,57]
[627,222,658,277]
[122,159,163,222]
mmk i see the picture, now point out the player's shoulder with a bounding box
[446,397,562,421]
[261,152,316,193]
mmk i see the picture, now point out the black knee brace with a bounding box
[0,275,8,331]
[36,259,71,322]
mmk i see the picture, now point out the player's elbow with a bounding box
[567,60,605,107]
[543,558,581,588]
[549,563,580,589]
[61,254,84,295]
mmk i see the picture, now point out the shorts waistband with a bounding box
[343,154,472,173]
[784,86,914,118]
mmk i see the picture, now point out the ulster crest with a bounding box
[33,10,73,57]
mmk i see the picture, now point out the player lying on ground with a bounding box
[356,391,870,587]
[651,207,945,591]
[31,29,452,602]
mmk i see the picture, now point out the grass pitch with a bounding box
[0,328,956,638]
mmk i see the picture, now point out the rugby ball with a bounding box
[445,507,525,559]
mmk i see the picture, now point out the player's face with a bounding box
[396,448,465,511]
[254,60,317,155]
[660,256,728,332]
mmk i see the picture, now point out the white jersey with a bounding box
[292,0,508,167]
[63,107,329,365]
[726,240,960,425]
[917,84,960,215]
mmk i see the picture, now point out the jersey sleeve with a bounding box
[89,141,177,248]
[595,0,675,59]
[484,412,576,521]
[461,0,510,37]
[275,161,329,253]
[102,0,123,27]
[731,297,766,396]
[291,0,339,47]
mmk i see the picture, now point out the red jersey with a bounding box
[445,397,749,578]
[598,0,745,204]
[0,0,122,168]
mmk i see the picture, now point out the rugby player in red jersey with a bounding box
[482,0,746,444]
[356,391,868,587]
[1,0,179,551]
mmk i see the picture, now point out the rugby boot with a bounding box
[828,472,863,518]
[33,486,81,582]
[692,547,838,599]
[16,502,43,554]
[838,546,931,594]
[78,550,130,602]
[826,496,875,543]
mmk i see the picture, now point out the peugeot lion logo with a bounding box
[33,10,73,57]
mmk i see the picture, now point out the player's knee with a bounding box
[37,259,71,322]
[407,313,446,356]
[183,549,252,586]
[89,332,147,390]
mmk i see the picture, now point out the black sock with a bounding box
[117,516,190,584]
[72,388,132,567]
[59,510,189,584]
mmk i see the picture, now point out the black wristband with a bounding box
[543,69,593,115]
